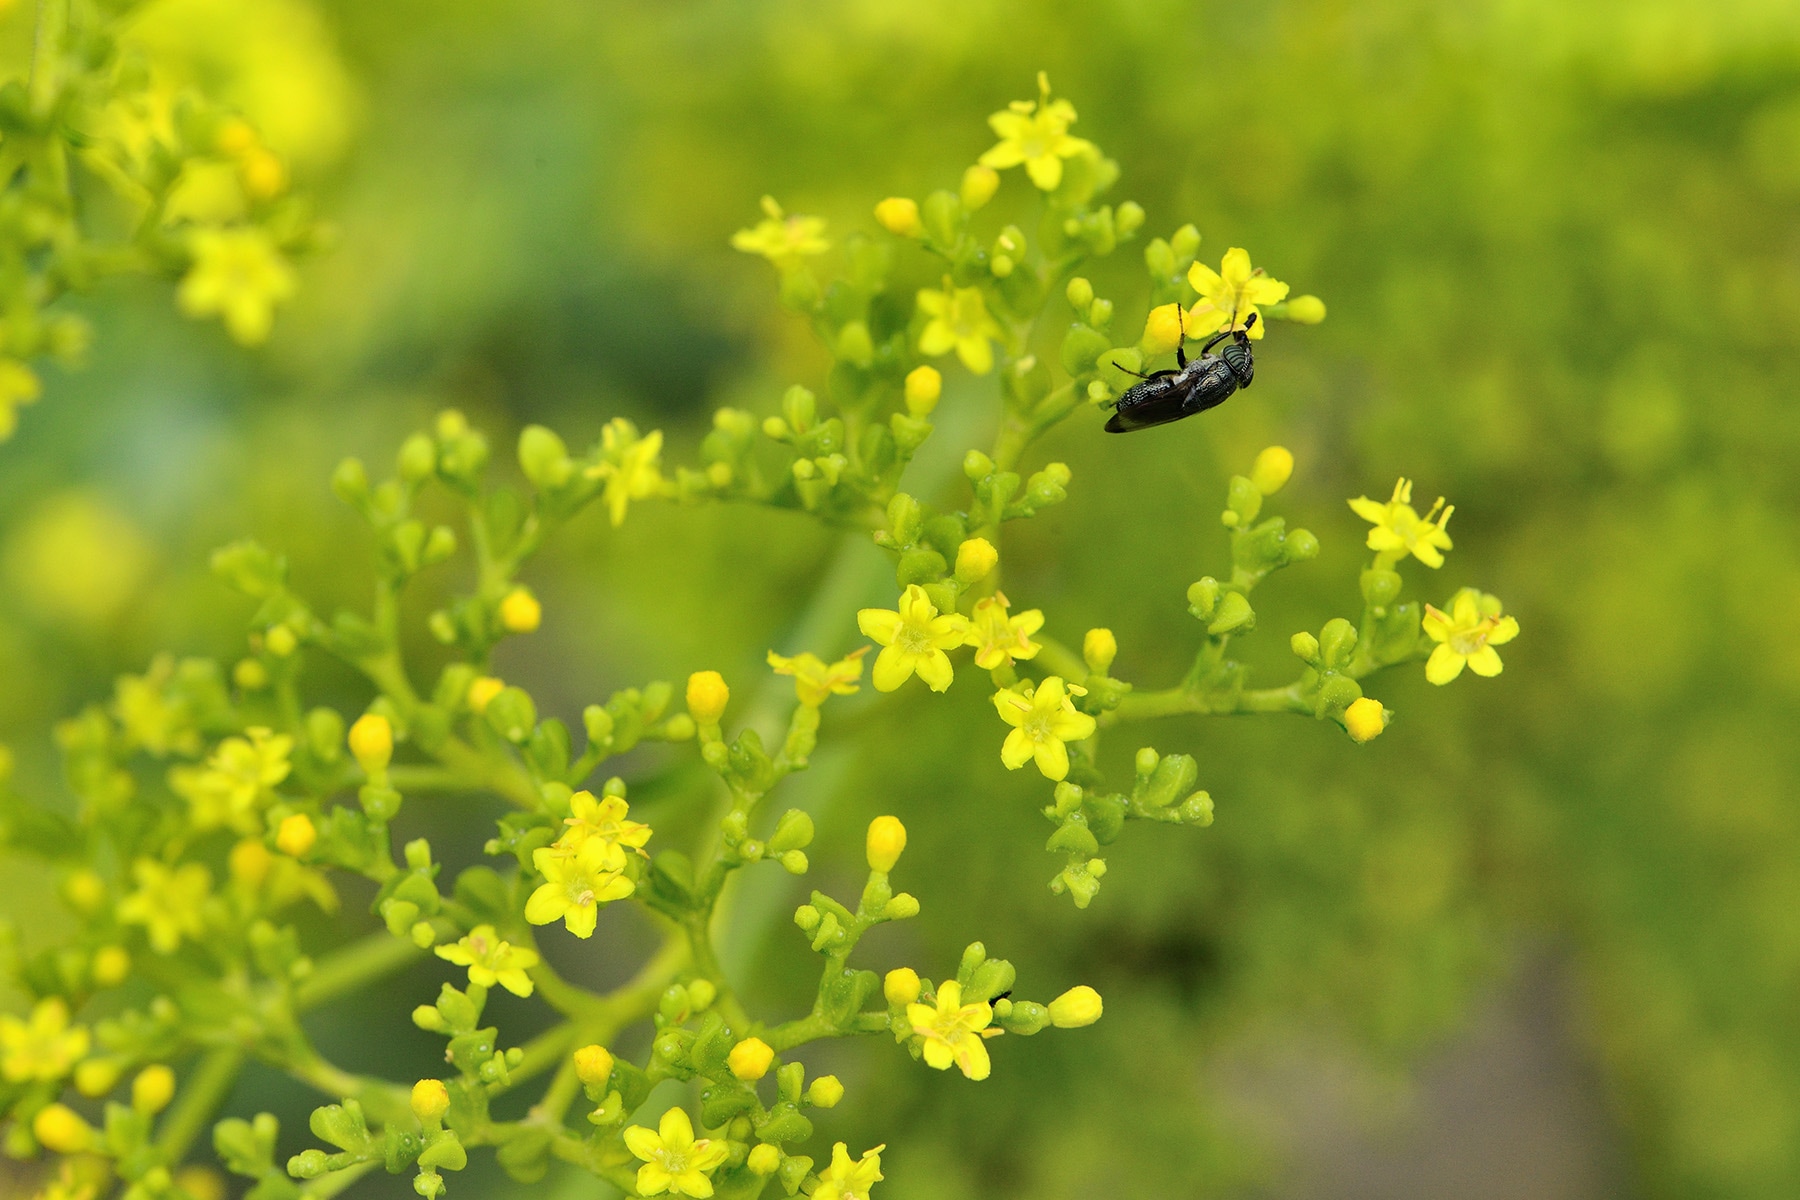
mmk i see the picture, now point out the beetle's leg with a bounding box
[1175,303,1188,368]
[1198,328,1234,355]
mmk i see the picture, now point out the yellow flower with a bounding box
[873,197,921,237]
[977,72,1095,192]
[907,980,1002,1081]
[1185,247,1290,341]
[993,676,1096,782]
[499,587,541,633]
[561,790,653,860]
[118,859,212,953]
[915,280,1003,375]
[276,813,317,857]
[169,727,293,833]
[857,586,970,693]
[524,841,633,938]
[730,195,830,265]
[623,1107,730,1198]
[586,418,666,527]
[435,924,540,997]
[1348,478,1454,568]
[813,1143,885,1200]
[1,998,90,1084]
[965,592,1044,671]
[467,676,505,713]
[32,1103,92,1154]
[1422,589,1520,685]
[0,358,41,440]
[766,647,867,707]
[177,228,296,345]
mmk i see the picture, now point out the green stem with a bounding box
[29,0,68,117]
[294,932,424,1012]
[155,1046,245,1163]
[1107,681,1307,724]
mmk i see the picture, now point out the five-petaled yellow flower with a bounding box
[0,998,90,1084]
[1348,478,1454,568]
[561,790,653,861]
[586,418,666,527]
[177,228,296,345]
[119,859,213,954]
[435,925,540,997]
[978,72,1095,192]
[623,1107,730,1198]
[965,592,1044,670]
[730,195,830,265]
[1422,588,1520,685]
[524,841,634,939]
[993,676,1096,782]
[169,727,293,833]
[857,586,970,693]
[766,646,867,707]
[908,980,1003,1081]
[916,281,1004,375]
[1186,247,1289,341]
[813,1142,886,1200]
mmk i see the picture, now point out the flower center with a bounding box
[898,623,933,655]
[1448,620,1494,656]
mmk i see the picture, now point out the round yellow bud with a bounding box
[884,968,921,1007]
[229,838,272,889]
[954,537,998,585]
[961,164,1000,210]
[1285,294,1327,324]
[573,1044,615,1086]
[276,813,318,858]
[349,713,394,774]
[240,149,286,199]
[467,676,505,713]
[499,587,542,633]
[1047,985,1104,1028]
[216,118,257,156]
[903,365,942,417]
[132,1064,177,1114]
[233,659,269,691]
[1250,446,1294,496]
[865,815,907,874]
[75,1058,122,1097]
[1345,697,1388,744]
[747,1144,782,1175]
[1141,302,1185,357]
[686,671,730,726]
[411,1078,451,1122]
[1083,628,1118,675]
[64,870,107,914]
[873,197,922,237]
[727,1037,775,1081]
[33,1103,92,1153]
[174,1167,227,1200]
[805,1075,844,1108]
[265,624,298,657]
[91,945,130,988]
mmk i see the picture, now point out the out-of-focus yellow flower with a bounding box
[177,228,295,345]
[586,419,666,527]
[467,676,505,713]
[965,593,1043,671]
[903,365,941,416]
[524,842,633,938]
[499,587,541,633]
[32,1103,92,1154]
[978,72,1095,192]
[0,359,40,441]
[1250,446,1294,495]
[169,726,293,833]
[348,713,393,774]
[119,859,212,953]
[812,1142,885,1200]
[0,998,89,1084]
[857,586,970,693]
[276,813,317,857]
[435,924,540,997]
[1423,589,1520,685]
[873,197,921,237]
[1186,248,1289,341]
[1348,478,1454,568]
[731,195,830,265]
[907,980,1002,1080]
[915,281,1003,375]
[623,1107,729,1198]
[993,676,1095,782]
[766,647,866,707]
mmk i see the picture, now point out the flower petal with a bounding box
[636,1164,673,1196]
[856,608,902,645]
[915,649,955,693]
[957,1036,992,1081]
[921,1039,955,1071]
[1425,644,1466,685]
[957,334,995,376]
[1220,247,1253,286]
[1000,728,1035,770]
[1466,646,1504,677]
[871,646,915,693]
[1487,616,1520,646]
[1025,153,1064,191]
[1187,262,1222,294]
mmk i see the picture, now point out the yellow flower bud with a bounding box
[33,1103,92,1153]
[873,197,922,237]
[233,659,269,691]
[276,813,318,858]
[411,1078,451,1122]
[1083,628,1118,675]
[884,967,921,1006]
[805,1075,844,1108]
[467,676,505,713]
[573,1044,615,1086]
[91,945,130,987]
[132,1064,176,1114]
[728,1037,775,1081]
[1141,303,1184,357]
[499,587,542,633]
[954,537,998,584]
[1250,446,1294,496]
[904,365,942,417]
[64,869,106,914]
[75,1058,122,1097]
[1047,985,1104,1028]
[229,838,271,889]
[240,149,286,199]
[349,713,394,774]
[686,670,730,725]
[865,815,907,873]
[961,164,1000,210]
[173,1167,227,1200]
[1285,294,1327,324]
[265,625,298,657]
[1345,696,1388,744]
[747,1144,782,1175]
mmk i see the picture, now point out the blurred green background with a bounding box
[4,0,1800,1197]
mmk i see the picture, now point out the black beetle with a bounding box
[1105,310,1256,433]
